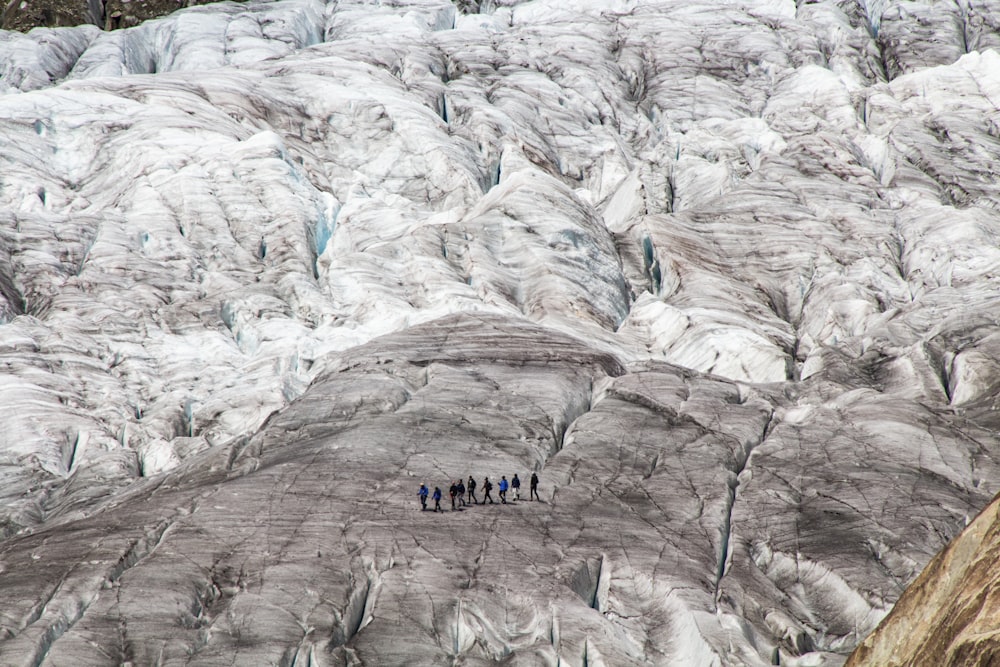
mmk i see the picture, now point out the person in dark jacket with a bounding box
[467,475,478,504]
[530,472,539,501]
[498,476,509,504]
[456,479,467,507]
[433,486,443,512]
[511,474,521,501]
[449,481,459,510]
[483,477,494,504]
[418,484,429,511]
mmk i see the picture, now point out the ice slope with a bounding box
[1,0,1000,664]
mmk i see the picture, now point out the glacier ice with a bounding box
[2,0,1000,664]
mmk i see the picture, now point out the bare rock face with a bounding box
[846,490,1000,667]
[1,0,93,32]
[1,0,247,32]
[2,0,1000,664]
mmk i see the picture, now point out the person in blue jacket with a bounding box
[498,476,509,504]
[432,486,443,512]
[418,484,429,511]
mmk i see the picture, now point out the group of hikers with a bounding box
[418,473,539,511]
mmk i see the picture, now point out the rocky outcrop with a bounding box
[1,0,246,32]
[846,490,1000,666]
[1,0,94,32]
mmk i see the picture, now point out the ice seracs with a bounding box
[2,0,1000,664]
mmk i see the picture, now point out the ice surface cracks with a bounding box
[712,410,777,608]
[3,0,1000,664]
[1,505,183,666]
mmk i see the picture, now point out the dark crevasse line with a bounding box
[22,516,176,667]
[712,409,776,609]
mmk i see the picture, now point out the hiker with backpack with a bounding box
[467,475,478,504]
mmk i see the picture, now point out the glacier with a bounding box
[1,0,1000,664]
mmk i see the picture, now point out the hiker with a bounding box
[483,477,494,504]
[511,474,521,501]
[418,484,429,511]
[530,472,539,501]
[467,475,478,504]
[498,476,509,504]
[449,481,459,510]
[433,486,443,512]
[457,479,467,507]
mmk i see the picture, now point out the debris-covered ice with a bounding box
[2,0,1000,664]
